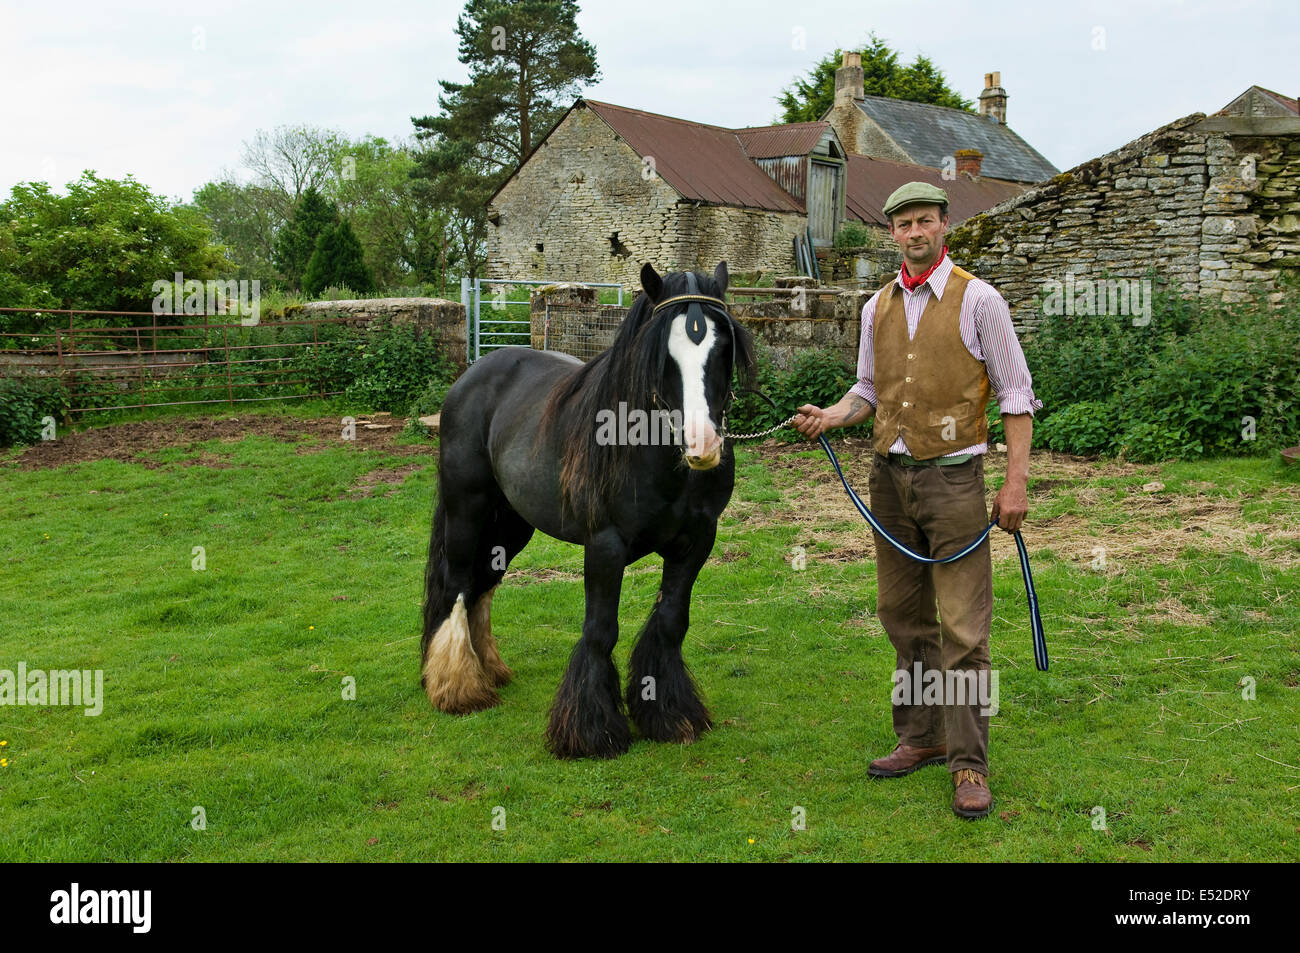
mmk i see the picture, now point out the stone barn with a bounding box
[486,99,848,286]
[487,72,1059,286]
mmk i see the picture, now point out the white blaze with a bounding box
[667,313,721,462]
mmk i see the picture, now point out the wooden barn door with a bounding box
[807,161,839,246]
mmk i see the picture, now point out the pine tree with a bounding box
[410,0,600,278]
[302,219,373,298]
[272,186,339,289]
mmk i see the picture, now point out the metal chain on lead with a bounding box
[719,412,800,441]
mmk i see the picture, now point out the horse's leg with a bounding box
[546,529,630,759]
[626,525,715,743]
[421,481,500,714]
[468,505,535,687]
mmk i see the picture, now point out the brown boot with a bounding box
[952,768,993,819]
[868,743,948,779]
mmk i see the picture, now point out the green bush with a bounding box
[1023,279,1300,461]
[1036,399,1118,455]
[834,222,873,250]
[403,363,462,434]
[0,376,70,446]
[724,342,873,441]
[292,321,455,413]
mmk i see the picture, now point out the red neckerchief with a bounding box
[899,246,948,292]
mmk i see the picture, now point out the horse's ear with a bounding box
[713,261,729,295]
[641,263,663,302]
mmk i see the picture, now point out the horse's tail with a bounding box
[420,494,450,663]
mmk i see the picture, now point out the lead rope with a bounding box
[718,395,1048,672]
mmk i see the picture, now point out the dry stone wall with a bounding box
[946,113,1300,332]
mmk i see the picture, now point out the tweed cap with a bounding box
[882,181,949,217]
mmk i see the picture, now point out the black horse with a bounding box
[420,261,754,758]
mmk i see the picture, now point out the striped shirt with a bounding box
[849,254,1043,457]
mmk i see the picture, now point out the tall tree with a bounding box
[303,219,374,297]
[240,125,344,221]
[411,0,600,277]
[272,186,340,290]
[777,33,972,123]
[190,176,282,280]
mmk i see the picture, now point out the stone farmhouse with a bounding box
[486,55,1058,286]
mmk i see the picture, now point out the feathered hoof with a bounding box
[422,594,499,714]
[629,700,713,744]
[469,587,513,688]
[545,699,630,760]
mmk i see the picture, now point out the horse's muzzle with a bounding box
[683,413,722,469]
[685,448,722,470]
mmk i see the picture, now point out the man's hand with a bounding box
[793,404,829,441]
[993,412,1033,533]
[990,479,1028,533]
[793,394,874,441]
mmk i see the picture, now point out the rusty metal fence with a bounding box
[0,307,379,414]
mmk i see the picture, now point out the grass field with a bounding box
[2,404,1298,861]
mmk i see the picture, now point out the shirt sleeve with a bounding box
[849,292,879,407]
[973,285,1044,417]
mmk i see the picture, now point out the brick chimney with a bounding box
[978,71,1007,124]
[954,149,983,177]
[834,51,865,104]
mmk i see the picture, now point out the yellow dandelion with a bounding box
[309,625,315,630]
[1,758,8,767]
[0,740,7,746]
[748,838,754,844]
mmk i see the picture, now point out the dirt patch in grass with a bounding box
[9,414,434,470]
[731,438,1300,570]
[349,463,425,498]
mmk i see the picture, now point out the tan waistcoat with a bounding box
[872,265,991,460]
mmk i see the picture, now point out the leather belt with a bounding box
[885,452,975,467]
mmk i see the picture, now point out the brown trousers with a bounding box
[868,453,993,775]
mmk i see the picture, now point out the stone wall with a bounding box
[946,113,1300,332]
[523,278,872,371]
[296,296,467,368]
[733,287,869,370]
[487,101,805,287]
[816,241,901,286]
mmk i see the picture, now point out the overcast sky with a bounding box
[1,0,1295,202]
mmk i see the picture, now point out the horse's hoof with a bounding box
[545,716,631,760]
[633,709,712,744]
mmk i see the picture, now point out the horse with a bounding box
[419,261,755,758]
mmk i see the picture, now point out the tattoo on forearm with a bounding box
[841,396,869,427]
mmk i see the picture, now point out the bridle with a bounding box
[647,272,740,436]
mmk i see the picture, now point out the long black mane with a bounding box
[539,269,756,530]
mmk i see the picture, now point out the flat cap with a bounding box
[882,181,949,217]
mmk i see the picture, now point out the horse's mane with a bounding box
[538,270,756,531]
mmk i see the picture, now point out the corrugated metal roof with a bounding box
[856,95,1058,184]
[734,122,829,158]
[582,100,804,213]
[845,154,1028,227]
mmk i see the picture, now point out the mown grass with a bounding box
[1,408,1297,861]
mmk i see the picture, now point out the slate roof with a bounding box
[854,94,1058,184]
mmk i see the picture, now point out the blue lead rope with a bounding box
[817,435,1048,672]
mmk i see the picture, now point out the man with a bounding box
[792,182,1041,819]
